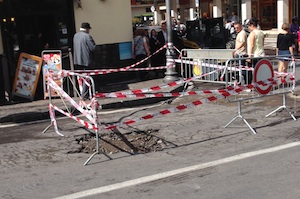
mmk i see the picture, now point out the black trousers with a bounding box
[135,54,148,80]
[75,65,89,99]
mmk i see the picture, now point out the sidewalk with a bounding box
[0,34,285,125]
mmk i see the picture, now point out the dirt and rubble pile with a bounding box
[72,129,167,154]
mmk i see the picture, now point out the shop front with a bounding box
[259,0,277,29]
[0,0,75,100]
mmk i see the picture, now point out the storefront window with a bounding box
[260,0,276,29]
[131,0,164,5]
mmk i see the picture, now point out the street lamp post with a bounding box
[163,0,178,83]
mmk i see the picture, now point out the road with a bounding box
[1,89,300,199]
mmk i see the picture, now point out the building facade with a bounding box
[0,0,133,101]
[0,0,300,102]
[131,0,300,30]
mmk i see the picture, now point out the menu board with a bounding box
[42,50,62,99]
[12,53,43,100]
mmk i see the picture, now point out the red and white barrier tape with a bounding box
[96,89,234,99]
[47,72,294,134]
[60,45,167,77]
[98,76,296,131]
[61,63,175,77]
[50,104,97,131]
[48,78,95,123]
[96,68,223,98]
[96,75,294,99]
[98,86,242,131]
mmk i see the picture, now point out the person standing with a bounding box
[233,22,247,58]
[246,17,265,66]
[233,22,249,84]
[156,21,168,68]
[290,17,299,55]
[73,22,96,99]
[149,29,161,67]
[132,29,150,80]
[276,23,293,82]
[157,21,168,46]
[229,11,238,23]
[245,18,265,87]
[149,29,163,77]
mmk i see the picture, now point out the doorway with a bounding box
[0,0,75,99]
[259,0,277,29]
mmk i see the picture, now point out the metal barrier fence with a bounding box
[43,48,297,165]
[180,49,235,84]
[180,49,297,134]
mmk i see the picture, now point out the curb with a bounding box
[0,97,175,124]
[0,82,183,124]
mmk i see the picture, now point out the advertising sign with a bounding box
[12,53,43,100]
[119,42,132,60]
[42,50,62,99]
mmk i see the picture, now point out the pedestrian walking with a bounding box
[73,22,96,99]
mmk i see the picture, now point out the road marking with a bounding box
[54,141,300,199]
[0,119,51,128]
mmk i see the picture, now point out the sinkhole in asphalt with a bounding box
[74,129,166,154]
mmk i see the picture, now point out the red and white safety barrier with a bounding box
[98,86,242,131]
[60,44,168,77]
[50,103,97,131]
[48,78,96,124]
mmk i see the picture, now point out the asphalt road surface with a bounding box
[1,60,300,199]
[1,91,300,199]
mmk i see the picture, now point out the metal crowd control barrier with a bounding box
[224,55,296,134]
[180,49,235,85]
[180,49,296,134]
[42,72,99,165]
[43,48,297,165]
[42,45,172,166]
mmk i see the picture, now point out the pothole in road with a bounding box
[72,129,167,154]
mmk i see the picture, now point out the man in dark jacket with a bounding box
[73,22,96,68]
[73,22,96,99]
[157,21,182,69]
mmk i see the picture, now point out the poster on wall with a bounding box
[12,52,43,101]
[119,42,132,60]
[41,50,62,99]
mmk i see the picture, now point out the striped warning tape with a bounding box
[61,63,175,77]
[96,76,294,99]
[97,77,296,131]
[60,44,167,77]
[48,78,96,124]
[46,73,294,134]
[98,86,241,131]
[95,67,226,98]
[50,104,97,131]
[96,88,230,99]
